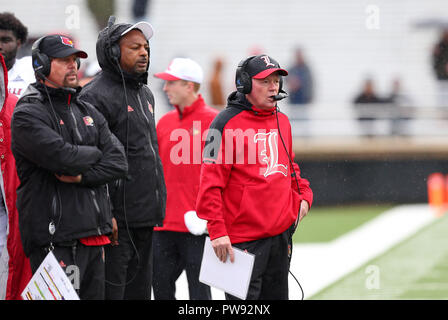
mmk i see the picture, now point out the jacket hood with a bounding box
[96,23,149,85]
[227,91,251,111]
[226,90,276,116]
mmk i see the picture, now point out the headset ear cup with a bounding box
[279,76,283,92]
[236,67,252,94]
[240,71,251,94]
[33,52,51,78]
[76,57,81,70]
[235,66,244,93]
[40,53,51,77]
[235,55,256,94]
[110,43,121,62]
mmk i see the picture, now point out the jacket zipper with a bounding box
[90,189,102,235]
[51,194,58,219]
[136,93,161,205]
[67,94,83,143]
[50,194,59,232]
[136,93,150,125]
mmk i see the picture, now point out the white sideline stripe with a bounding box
[289,204,437,300]
[172,204,437,300]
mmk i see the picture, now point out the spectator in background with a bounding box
[384,78,413,136]
[208,57,225,108]
[287,48,313,105]
[87,0,115,30]
[153,57,217,300]
[384,78,412,107]
[0,12,35,98]
[353,78,382,104]
[353,78,386,137]
[132,0,151,22]
[432,29,448,106]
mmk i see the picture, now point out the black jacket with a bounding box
[79,23,166,228]
[11,82,128,256]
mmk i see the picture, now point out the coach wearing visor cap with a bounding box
[80,18,166,300]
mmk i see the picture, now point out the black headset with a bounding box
[32,35,81,80]
[106,16,121,63]
[235,55,255,94]
[106,16,150,67]
[104,16,144,288]
[235,55,284,95]
[32,36,51,80]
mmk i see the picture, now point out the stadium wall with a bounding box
[299,154,448,206]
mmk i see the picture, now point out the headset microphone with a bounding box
[43,77,77,94]
[271,92,289,101]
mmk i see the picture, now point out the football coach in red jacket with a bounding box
[196,54,313,300]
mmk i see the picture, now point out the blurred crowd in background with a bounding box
[3,0,448,138]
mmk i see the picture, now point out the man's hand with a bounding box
[211,235,234,263]
[55,174,82,183]
[109,217,118,246]
[295,200,310,228]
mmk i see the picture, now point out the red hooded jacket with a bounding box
[196,91,313,244]
[155,94,218,232]
[0,54,32,300]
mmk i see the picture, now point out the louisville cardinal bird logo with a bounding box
[60,36,74,47]
[83,116,94,126]
[254,131,288,177]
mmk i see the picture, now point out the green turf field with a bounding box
[293,204,393,243]
[310,212,448,299]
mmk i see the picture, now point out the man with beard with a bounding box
[11,34,128,299]
[80,18,166,300]
[0,12,35,97]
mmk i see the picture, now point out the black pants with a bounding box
[226,229,292,300]
[29,242,105,300]
[152,231,211,300]
[104,226,153,300]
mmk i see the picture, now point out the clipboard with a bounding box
[199,237,255,300]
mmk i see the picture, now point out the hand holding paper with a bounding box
[211,235,235,263]
[199,237,255,300]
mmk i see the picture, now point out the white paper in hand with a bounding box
[21,251,79,300]
[199,237,255,300]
